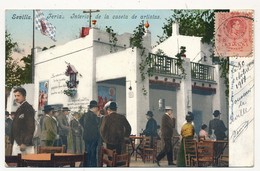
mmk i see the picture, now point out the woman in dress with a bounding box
[177,112,195,167]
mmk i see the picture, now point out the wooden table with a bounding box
[21,153,85,167]
[129,135,144,161]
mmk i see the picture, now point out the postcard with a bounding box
[2,0,258,169]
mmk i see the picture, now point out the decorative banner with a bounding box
[38,80,49,112]
[98,86,116,110]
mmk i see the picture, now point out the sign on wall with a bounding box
[98,85,116,110]
[38,80,49,112]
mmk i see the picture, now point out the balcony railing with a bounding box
[148,53,181,76]
[148,53,215,82]
[191,62,214,81]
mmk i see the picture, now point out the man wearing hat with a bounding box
[11,87,35,155]
[40,105,58,146]
[57,107,70,152]
[143,111,158,147]
[70,112,83,154]
[100,101,131,156]
[208,110,227,140]
[155,106,176,166]
[208,110,227,163]
[79,100,99,167]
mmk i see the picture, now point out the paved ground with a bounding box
[129,156,177,168]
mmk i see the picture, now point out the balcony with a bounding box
[148,53,181,76]
[148,53,215,82]
[191,62,215,82]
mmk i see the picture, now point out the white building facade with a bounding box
[32,23,227,135]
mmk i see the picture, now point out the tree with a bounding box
[157,9,216,44]
[5,31,23,91]
[20,54,32,83]
[157,9,230,100]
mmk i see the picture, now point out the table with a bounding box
[21,153,85,167]
[129,135,144,161]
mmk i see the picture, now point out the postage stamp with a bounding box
[214,11,253,57]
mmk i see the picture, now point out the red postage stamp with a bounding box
[214,11,253,57]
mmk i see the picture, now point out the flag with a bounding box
[35,10,56,41]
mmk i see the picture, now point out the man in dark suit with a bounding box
[208,110,227,140]
[79,100,99,167]
[10,87,35,155]
[100,101,132,155]
[143,111,158,147]
[155,106,176,166]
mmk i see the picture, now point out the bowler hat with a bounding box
[108,101,117,110]
[89,100,98,108]
[213,110,221,117]
[146,111,153,117]
[186,111,194,122]
[62,107,70,111]
[43,105,54,112]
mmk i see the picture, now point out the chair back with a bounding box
[115,153,130,167]
[101,147,116,167]
[37,145,65,153]
[198,135,206,142]
[142,136,152,148]
[196,141,214,166]
[5,154,22,167]
[141,136,157,163]
[183,138,197,166]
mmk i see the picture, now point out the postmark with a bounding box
[214,11,253,57]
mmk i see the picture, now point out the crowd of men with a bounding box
[5,87,227,167]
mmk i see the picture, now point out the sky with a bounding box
[5,9,173,61]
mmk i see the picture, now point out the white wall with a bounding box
[34,35,95,113]
[6,84,35,113]
[96,48,131,82]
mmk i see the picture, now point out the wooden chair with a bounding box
[114,153,130,167]
[141,136,157,163]
[100,147,116,167]
[37,145,65,154]
[196,141,214,167]
[183,138,197,166]
[198,135,206,142]
[5,154,22,167]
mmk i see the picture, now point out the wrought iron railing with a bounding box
[191,62,215,81]
[148,53,181,76]
[148,53,215,81]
